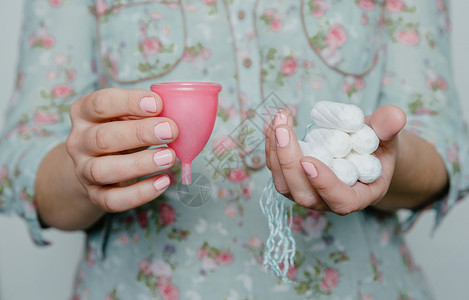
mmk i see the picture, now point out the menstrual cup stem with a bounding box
[182,163,192,185]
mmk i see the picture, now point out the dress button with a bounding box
[246,108,256,118]
[238,10,246,20]
[243,58,252,68]
[243,151,266,170]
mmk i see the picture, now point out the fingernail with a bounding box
[140,96,157,113]
[154,176,171,191]
[274,112,287,127]
[154,122,172,140]
[301,162,318,179]
[275,128,290,147]
[153,149,173,166]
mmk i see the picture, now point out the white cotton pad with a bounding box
[346,152,382,183]
[311,101,365,133]
[350,124,380,155]
[298,140,333,167]
[330,158,359,186]
[305,128,351,158]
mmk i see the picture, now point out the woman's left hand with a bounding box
[265,105,406,215]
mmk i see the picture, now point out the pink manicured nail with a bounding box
[275,128,290,147]
[274,112,287,127]
[301,162,318,179]
[153,149,173,166]
[154,122,172,140]
[154,176,171,191]
[140,96,157,113]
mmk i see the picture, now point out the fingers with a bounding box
[83,117,179,154]
[76,88,163,122]
[88,174,171,212]
[370,105,406,142]
[82,148,176,185]
[266,111,292,196]
[300,157,387,215]
[274,122,330,211]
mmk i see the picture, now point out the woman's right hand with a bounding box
[65,88,179,213]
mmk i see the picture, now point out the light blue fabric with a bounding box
[1,0,468,299]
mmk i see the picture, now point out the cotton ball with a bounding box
[311,101,365,133]
[305,128,351,158]
[330,159,359,186]
[346,152,382,183]
[298,140,333,166]
[350,124,380,155]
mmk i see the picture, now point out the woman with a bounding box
[0,0,467,299]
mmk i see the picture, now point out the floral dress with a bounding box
[1,0,468,299]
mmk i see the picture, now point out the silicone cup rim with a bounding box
[150,82,222,93]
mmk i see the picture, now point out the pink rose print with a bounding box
[248,237,262,249]
[342,76,365,97]
[301,214,327,237]
[395,29,420,46]
[290,215,303,232]
[140,37,162,56]
[279,262,298,280]
[425,72,448,91]
[262,8,283,32]
[151,260,173,279]
[0,166,8,183]
[51,85,74,98]
[385,0,406,12]
[227,168,249,183]
[201,0,216,5]
[447,143,459,164]
[158,282,179,300]
[42,35,55,48]
[321,268,340,291]
[95,0,109,16]
[197,248,209,259]
[215,252,234,265]
[224,205,237,218]
[213,136,237,155]
[436,0,446,12]
[399,243,415,272]
[67,69,77,82]
[311,0,329,18]
[270,19,283,32]
[158,202,176,225]
[357,0,376,11]
[49,0,62,7]
[34,110,59,125]
[137,211,148,228]
[281,57,298,77]
[118,233,129,245]
[326,24,348,50]
[139,258,152,276]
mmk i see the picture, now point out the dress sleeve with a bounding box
[0,0,98,245]
[378,0,469,232]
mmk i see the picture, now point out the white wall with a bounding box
[0,1,468,300]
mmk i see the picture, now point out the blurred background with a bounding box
[1,1,468,300]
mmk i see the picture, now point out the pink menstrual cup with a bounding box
[150,82,222,185]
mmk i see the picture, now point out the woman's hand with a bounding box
[265,105,406,215]
[36,88,179,230]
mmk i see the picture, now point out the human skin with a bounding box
[265,105,449,215]
[35,88,179,230]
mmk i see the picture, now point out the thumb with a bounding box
[370,105,406,142]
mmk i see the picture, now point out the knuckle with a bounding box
[278,159,298,171]
[101,192,119,213]
[134,122,153,146]
[93,126,110,151]
[90,92,108,116]
[331,204,356,216]
[87,159,105,184]
[273,182,289,195]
